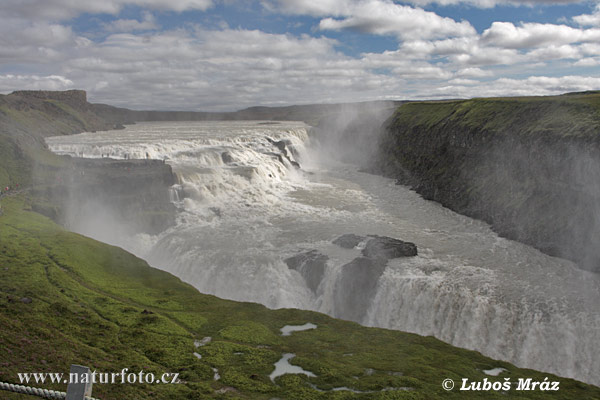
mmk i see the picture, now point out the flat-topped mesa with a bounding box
[10,90,88,109]
[11,89,87,102]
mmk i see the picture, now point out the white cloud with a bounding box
[433,75,600,98]
[574,58,600,66]
[408,0,585,7]
[265,0,587,12]
[1,0,599,110]
[455,67,494,78]
[0,74,74,92]
[0,18,79,64]
[481,22,600,49]
[1,0,213,21]
[573,5,600,27]
[526,44,582,60]
[103,11,159,33]
[266,0,476,41]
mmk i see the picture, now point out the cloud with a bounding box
[407,0,585,7]
[265,0,587,12]
[433,75,600,98]
[455,67,494,78]
[1,0,213,21]
[573,5,600,27]
[574,58,600,66]
[319,6,475,40]
[0,18,79,64]
[103,11,159,33]
[481,22,600,49]
[260,0,350,16]
[526,44,581,60]
[50,28,396,110]
[0,74,74,91]
[2,0,599,110]
[266,0,476,40]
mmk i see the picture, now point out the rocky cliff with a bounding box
[0,90,176,234]
[373,92,600,273]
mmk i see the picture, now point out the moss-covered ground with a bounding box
[387,92,600,140]
[1,196,599,399]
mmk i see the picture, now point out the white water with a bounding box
[46,121,600,386]
[280,323,317,336]
[270,353,316,382]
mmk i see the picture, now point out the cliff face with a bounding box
[373,93,600,273]
[33,159,177,235]
[0,90,176,234]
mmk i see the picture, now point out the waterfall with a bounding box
[46,121,600,386]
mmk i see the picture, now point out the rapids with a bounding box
[46,121,600,386]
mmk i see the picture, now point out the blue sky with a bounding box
[1,0,599,110]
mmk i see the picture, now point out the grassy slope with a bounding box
[0,94,113,190]
[387,93,600,139]
[1,196,599,399]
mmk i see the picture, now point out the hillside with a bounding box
[0,90,122,189]
[374,92,600,273]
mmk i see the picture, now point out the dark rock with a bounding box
[266,152,285,165]
[268,138,288,153]
[141,309,154,314]
[20,297,32,304]
[221,152,234,164]
[362,235,417,260]
[284,250,328,293]
[332,234,365,249]
[333,257,386,322]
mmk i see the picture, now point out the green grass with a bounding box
[389,93,600,139]
[0,196,599,399]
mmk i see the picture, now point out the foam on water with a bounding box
[46,121,600,386]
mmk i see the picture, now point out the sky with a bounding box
[1,0,600,111]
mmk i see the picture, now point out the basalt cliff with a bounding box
[373,92,600,273]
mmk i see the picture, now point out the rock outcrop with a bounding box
[284,250,328,293]
[331,234,418,322]
[284,235,418,320]
[362,235,418,259]
[332,233,364,249]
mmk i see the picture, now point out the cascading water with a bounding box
[46,121,600,386]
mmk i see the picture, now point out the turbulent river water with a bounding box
[46,121,600,386]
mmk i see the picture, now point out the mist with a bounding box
[307,101,398,169]
[468,138,600,273]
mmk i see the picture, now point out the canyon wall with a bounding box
[373,92,600,272]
